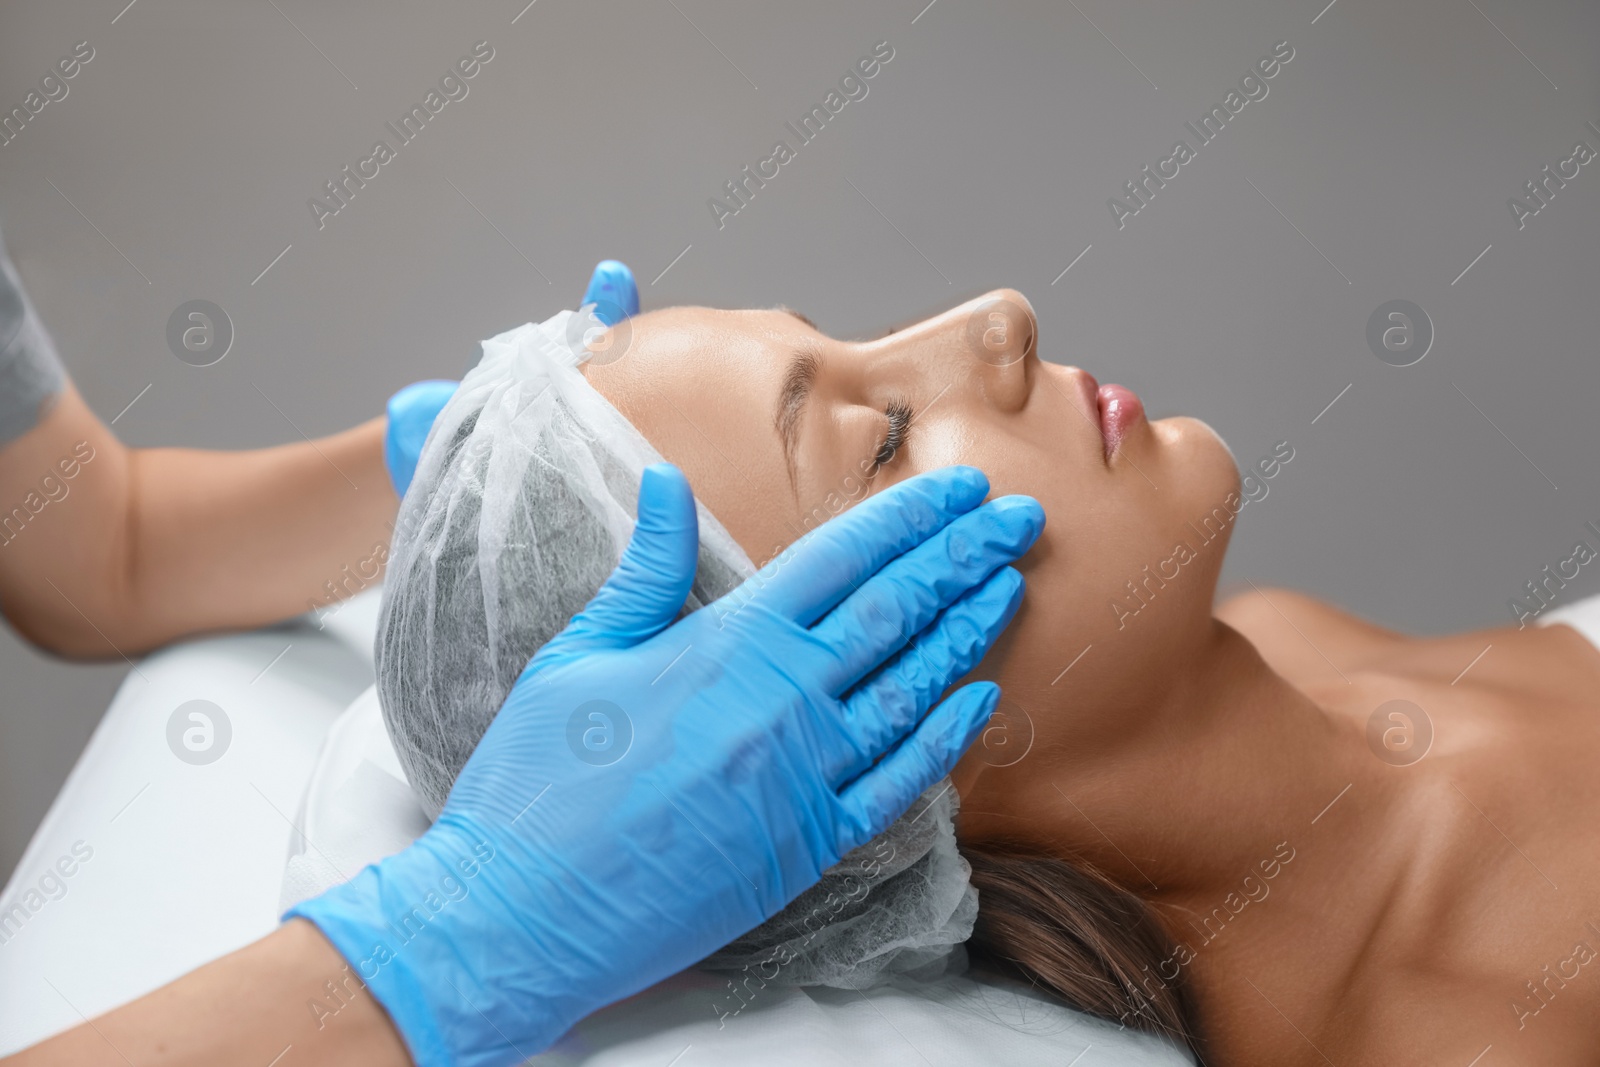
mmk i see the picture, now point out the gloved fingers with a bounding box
[383,379,460,496]
[828,566,1023,786]
[747,466,991,627]
[551,463,699,654]
[582,260,640,327]
[834,682,1000,854]
[808,496,1040,693]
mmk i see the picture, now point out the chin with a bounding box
[1153,414,1232,461]
[1149,415,1242,512]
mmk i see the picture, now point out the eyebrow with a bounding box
[774,346,821,491]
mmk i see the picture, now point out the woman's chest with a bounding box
[1192,827,1600,1066]
[1189,671,1600,1063]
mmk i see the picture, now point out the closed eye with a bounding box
[873,399,914,470]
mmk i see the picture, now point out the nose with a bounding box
[955,288,1037,411]
[870,288,1039,413]
[964,289,1036,365]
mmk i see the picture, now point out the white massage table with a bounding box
[0,590,1192,1065]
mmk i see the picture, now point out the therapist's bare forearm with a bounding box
[120,418,397,646]
[6,921,412,1067]
[0,385,398,656]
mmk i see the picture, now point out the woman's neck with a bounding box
[985,618,1382,904]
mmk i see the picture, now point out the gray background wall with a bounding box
[0,0,1596,879]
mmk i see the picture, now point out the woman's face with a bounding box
[584,289,1241,850]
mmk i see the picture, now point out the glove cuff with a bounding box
[285,829,560,1067]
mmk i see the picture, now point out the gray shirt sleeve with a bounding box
[0,231,68,448]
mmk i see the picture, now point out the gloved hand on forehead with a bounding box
[288,463,1044,1067]
[382,259,639,496]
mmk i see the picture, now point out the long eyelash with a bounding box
[873,399,914,469]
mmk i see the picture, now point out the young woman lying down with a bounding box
[378,289,1600,1065]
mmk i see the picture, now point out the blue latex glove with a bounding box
[580,258,639,326]
[289,464,1042,1067]
[383,380,459,497]
[383,260,642,495]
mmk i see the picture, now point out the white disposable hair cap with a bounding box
[378,306,977,991]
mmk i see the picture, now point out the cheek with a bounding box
[905,419,985,472]
[887,414,1027,501]
[951,415,1233,680]
[947,415,1240,838]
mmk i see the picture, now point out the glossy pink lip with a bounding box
[1097,383,1145,459]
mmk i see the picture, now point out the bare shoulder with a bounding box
[1217,585,1600,700]
[1215,585,1407,650]
[1214,586,1409,689]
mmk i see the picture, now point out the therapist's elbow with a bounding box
[6,611,110,660]
[1,571,152,660]
[0,514,155,659]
